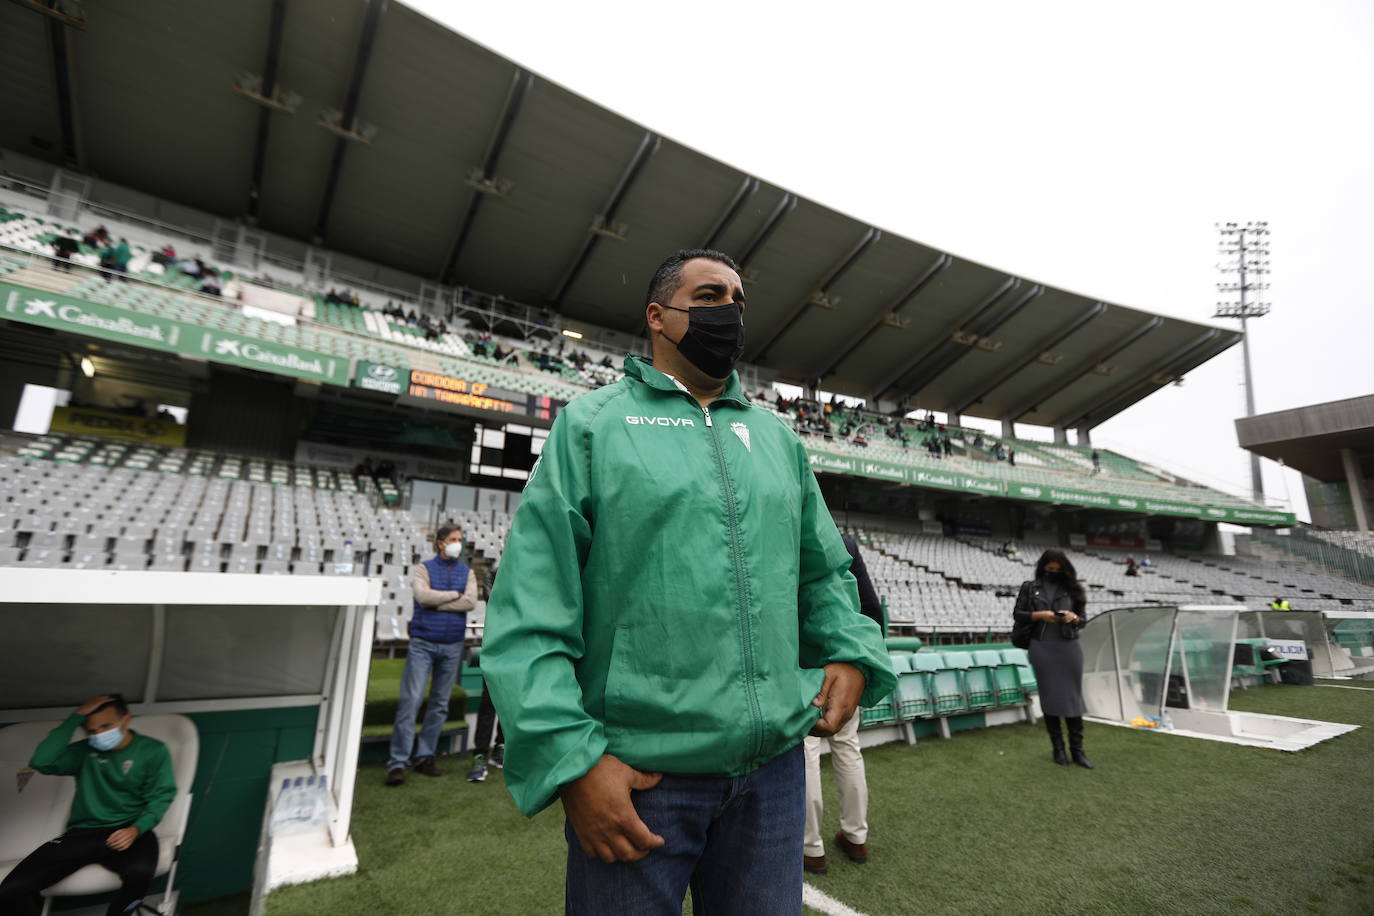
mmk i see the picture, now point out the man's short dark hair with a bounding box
[435,522,462,542]
[645,249,740,308]
[90,695,128,717]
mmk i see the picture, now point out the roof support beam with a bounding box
[866,276,1019,403]
[947,301,1106,417]
[749,227,880,363]
[1006,316,1163,421]
[894,283,1044,402]
[820,253,951,380]
[245,0,289,222]
[311,0,387,242]
[1061,329,1234,430]
[736,193,795,268]
[700,177,758,250]
[439,68,533,284]
[45,16,80,167]
[548,131,661,308]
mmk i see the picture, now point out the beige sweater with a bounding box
[410,562,478,612]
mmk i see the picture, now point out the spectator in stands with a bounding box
[151,244,177,267]
[804,536,882,875]
[50,234,79,271]
[1269,596,1293,611]
[942,435,954,457]
[99,238,132,283]
[385,523,477,786]
[482,248,894,913]
[0,694,176,916]
[973,433,984,449]
[1125,555,1139,577]
[1003,539,1020,558]
[82,225,110,248]
[1013,550,1093,769]
[1140,555,1153,568]
[199,271,222,296]
[1091,449,1102,473]
[1007,446,1016,467]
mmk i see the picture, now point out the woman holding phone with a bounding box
[1013,550,1093,769]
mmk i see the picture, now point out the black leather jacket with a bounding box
[1012,578,1087,642]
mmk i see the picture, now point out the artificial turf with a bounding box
[187,681,1374,916]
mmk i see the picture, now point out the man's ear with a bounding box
[645,302,667,334]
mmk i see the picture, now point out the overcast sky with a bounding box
[410,0,1374,521]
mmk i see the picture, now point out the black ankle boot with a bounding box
[1044,716,1068,766]
[1067,716,1094,769]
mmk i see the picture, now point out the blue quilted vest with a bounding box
[409,555,471,644]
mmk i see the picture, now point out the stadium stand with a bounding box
[0,197,1288,522]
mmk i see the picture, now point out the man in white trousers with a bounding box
[804,536,882,874]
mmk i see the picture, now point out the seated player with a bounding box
[0,694,177,916]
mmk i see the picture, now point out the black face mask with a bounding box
[662,303,745,381]
[1045,571,1065,583]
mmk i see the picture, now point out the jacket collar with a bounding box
[622,355,750,409]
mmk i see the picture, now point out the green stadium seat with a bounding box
[944,650,996,710]
[999,648,1037,694]
[859,690,898,728]
[925,653,971,716]
[894,661,934,721]
[973,649,1025,705]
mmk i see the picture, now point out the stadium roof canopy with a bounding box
[0,0,1241,429]
[1236,395,1374,482]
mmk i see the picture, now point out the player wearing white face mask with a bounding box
[0,694,176,916]
[385,523,477,785]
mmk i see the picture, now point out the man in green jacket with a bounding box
[483,249,895,914]
[0,694,177,916]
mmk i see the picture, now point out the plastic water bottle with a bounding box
[295,775,318,827]
[270,777,307,836]
[268,778,293,836]
[336,540,354,576]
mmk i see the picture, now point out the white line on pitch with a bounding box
[1316,684,1374,691]
[804,882,870,916]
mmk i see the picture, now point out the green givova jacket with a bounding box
[483,355,896,816]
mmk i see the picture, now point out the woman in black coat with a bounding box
[1013,550,1093,768]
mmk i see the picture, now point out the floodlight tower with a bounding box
[1214,221,1271,503]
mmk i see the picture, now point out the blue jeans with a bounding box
[387,636,464,770]
[565,744,805,916]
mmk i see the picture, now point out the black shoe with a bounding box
[1072,750,1094,769]
[414,756,442,777]
[385,767,405,786]
[1052,746,1069,766]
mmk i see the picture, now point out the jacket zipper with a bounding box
[701,402,764,762]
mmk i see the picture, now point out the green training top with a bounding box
[30,713,178,833]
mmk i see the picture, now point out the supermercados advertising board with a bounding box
[804,446,1295,526]
[0,283,347,385]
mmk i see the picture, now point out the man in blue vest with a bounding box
[386,523,477,786]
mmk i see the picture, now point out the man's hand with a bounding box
[560,754,665,864]
[106,826,139,851]
[809,662,867,737]
[76,696,115,716]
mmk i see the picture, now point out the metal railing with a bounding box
[1250,527,1374,587]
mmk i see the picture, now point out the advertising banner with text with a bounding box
[0,283,347,386]
[804,446,1295,526]
[49,406,187,446]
